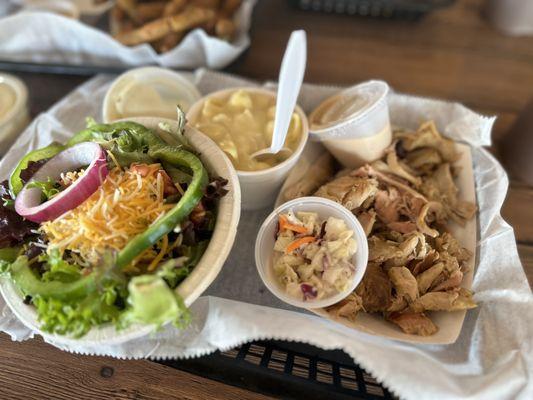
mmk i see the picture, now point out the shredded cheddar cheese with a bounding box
[41,164,176,267]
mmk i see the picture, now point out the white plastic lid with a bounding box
[102,67,202,123]
[0,73,28,127]
[309,80,390,141]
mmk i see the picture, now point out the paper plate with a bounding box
[275,141,477,345]
[0,117,241,346]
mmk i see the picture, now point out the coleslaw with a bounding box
[273,211,357,302]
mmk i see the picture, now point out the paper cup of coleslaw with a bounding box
[255,197,368,309]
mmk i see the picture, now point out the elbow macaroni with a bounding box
[194,90,302,171]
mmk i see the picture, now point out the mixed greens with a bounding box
[0,112,228,337]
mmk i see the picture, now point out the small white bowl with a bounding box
[255,197,368,309]
[187,87,309,210]
[103,67,202,123]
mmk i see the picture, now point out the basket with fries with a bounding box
[111,0,242,53]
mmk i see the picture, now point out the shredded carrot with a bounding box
[148,234,169,272]
[285,236,316,254]
[279,215,309,234]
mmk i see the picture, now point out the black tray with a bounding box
[159,340,395,399]
[288,0,455,20]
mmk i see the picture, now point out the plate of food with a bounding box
[276,121,477,344]
[0,112,240,344]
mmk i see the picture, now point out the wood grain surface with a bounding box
[0,0,532,399]
[0,334,273,400]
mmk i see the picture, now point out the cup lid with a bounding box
[308,80,390,141]
[0,73,28,127]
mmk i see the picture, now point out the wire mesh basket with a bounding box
[289,0,455,20]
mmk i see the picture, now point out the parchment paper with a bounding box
[0,70,531,400]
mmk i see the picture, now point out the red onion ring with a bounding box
[15,142,108,223]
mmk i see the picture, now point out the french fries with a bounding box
[116,6,214,46]
[163,0,187,16]
[112,0,241,53]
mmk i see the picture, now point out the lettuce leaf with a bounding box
[39,249,81,283]
[120,275,190,329]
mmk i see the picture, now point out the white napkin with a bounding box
[0,71,531,400]
[0,1,256,69]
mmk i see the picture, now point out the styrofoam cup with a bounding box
[255,197,368,309]
[187,87,309,210]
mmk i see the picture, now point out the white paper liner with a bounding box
[0,0,256,69]
[0,71,532,400]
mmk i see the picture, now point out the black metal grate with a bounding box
[159,340,395,399]
[289,0,455,20]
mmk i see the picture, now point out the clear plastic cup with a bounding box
[255,197,368,309]
[308,80,391,168]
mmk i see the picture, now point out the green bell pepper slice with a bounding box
[4,256,97,301]
[0,247,21,263]
[9,142,65,196]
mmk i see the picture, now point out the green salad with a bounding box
[0,111,228,337]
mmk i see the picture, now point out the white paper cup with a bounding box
[187,87,309,210]
[255,197,368,309]
[103,67,202,123]
[0,74,29,156]
[309,80,391,168]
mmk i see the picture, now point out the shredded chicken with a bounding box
[282,152,335,201]
[309,121,477,336]
[388,267,419,302]
[395,121,458,163]
[405,148,442,171]
[357,209,377,237]
[388,312,438,336]
[355,263,392,312]
[410,289,476,313]
[417,262,445,295]
[411,250,439,276]
[326,293,363,321]
[315,175,379,211]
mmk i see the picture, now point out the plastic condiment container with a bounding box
[255,197,368,309]
[0,74,30,156]
[308,80,391,168]
[103,67,202,123]
[187,87,309,210]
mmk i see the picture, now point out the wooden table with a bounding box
[1,0,532,399]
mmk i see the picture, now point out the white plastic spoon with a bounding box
[251,30,307,161]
